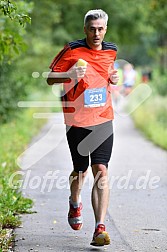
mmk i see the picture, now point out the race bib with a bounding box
[84,87,107,107]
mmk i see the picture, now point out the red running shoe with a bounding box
[90,224,110,246]
[68,202,83,230]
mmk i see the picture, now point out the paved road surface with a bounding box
[14,113,167,252]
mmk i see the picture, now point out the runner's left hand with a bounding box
[109,70,119,84]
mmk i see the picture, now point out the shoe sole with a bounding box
[90,231,110,246]
[70,223,83,230]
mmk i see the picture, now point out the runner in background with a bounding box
[122,63,136,96]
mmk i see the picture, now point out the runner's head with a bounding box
[84,9,108,50]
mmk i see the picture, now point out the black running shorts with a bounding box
[66,121,114,173]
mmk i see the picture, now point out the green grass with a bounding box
[131,94,167,150]
[0,89,58,250]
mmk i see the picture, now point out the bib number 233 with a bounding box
[84,87,107,107]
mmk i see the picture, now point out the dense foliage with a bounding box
[0,0,32,62]
[0,0,33,122]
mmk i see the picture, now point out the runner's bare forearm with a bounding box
[47,71,71,85]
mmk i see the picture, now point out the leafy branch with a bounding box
[0,0,33,63]
[0,0,31,25]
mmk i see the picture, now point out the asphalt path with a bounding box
[14,113,167,252]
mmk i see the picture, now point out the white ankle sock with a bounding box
[95,222,104,228]
[69,195,81,208]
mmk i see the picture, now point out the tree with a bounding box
[0,0,33,63]
[0,0,33,122]
[147,0,167,73]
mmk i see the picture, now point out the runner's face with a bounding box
[84,19,107,50]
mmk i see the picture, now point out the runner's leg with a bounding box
[89,121,113,226]
[91,164,109,225]
[69,170,88,203]
[66,125,91,202]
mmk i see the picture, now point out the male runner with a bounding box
[47,9,119,246]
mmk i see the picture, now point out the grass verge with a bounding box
[0,107,47,251]
[131,94,167,150]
